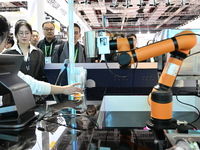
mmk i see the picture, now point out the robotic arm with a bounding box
[108,30,197,129]
[111,30,196,68]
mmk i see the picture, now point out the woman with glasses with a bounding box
[2,20,45,81]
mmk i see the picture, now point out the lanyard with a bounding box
[74,48,78,62]
[44,43,53,56]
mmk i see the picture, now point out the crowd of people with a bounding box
[2,19,152,79]
[0,15,155,100]
[3,17,157,70]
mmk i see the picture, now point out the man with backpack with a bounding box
[51,23,90,63]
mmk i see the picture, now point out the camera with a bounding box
[96,30,110,55]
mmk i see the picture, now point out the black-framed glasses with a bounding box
[43,28,54,31]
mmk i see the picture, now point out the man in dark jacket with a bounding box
[52,23,90,63]
[37,21,64,63]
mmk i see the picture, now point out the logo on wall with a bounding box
[47,0,67,16]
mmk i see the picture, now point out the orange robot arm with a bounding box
[110,30,197,129]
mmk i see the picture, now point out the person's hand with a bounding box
[62,82,83,95]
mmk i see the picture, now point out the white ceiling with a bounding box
[73,0,200,34]
[1,1,200,34]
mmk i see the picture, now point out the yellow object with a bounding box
[49,141,56,148]
[74,92,82,100]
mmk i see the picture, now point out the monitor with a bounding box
[0,54,23,75]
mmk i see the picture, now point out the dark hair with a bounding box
[127,33,137,39]
[0,15,10,43]
[14,20,32,37]
[114,32,125,38]
[42,21,55,28]
[32,30,39,34]
[15,19,27,26]
[67,23,81,32]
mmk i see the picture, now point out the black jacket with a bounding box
[37,37,64,57]
[51,42,91,63]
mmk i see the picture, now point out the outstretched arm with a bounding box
[18,71,82,96]
[50,83,83,95]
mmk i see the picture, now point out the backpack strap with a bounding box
[58,43,65,62]
[57,39,64,45]
[37,40,43,49]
